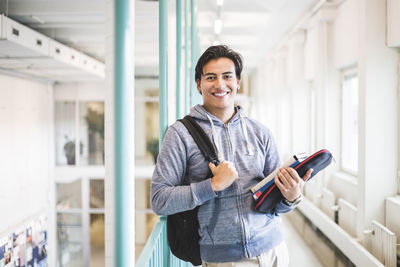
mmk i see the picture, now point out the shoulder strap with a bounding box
[179,115,220,166]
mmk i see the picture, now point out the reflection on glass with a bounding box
[55,102,76,165]
[57,213,83,267]
[90,179,104,209]
[56,180,82,210]
[79,102,104,165]
[90,214,105,267]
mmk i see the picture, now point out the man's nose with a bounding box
[215,76,226,89]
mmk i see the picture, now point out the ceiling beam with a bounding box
[27,22,104,29]
[1,0,105,16]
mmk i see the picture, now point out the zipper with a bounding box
[224,124,234,161]
[225,123,250,257]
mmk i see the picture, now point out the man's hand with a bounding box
[209,161,238,192]
[275,167,313,202]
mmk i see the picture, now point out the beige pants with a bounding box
[202,242,289,267]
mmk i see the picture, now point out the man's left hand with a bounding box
[275,167,313,202]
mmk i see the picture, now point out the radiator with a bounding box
[338,198,357,237]
[321,188,336,221]
[371,221,397,267]
[304,180,322,207]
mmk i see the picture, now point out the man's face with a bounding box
[197,57,240,112]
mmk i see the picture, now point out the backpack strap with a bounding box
[179,115,222,240]
[179,115,220,166]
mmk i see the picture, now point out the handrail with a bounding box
[136,216,193,267]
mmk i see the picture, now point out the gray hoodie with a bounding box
[151,104,297,262]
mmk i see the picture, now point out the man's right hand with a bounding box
[209,161,238,192]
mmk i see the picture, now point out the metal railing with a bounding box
[136,216,193,267]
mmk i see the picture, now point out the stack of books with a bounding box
[251,153,308,201]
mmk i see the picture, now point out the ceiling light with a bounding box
[216,0,224,6]
[214,19,222,34]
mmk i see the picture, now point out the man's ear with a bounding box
[196,80,202,95]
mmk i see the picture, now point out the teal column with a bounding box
[159,1,169,265]
[190,0,202,106]
[184,0,190,114]
[190,0,195,108]
[114,0,134,265]
[176,0,183,119]
[159,0,169,142]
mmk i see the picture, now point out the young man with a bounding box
[151,45,312,266]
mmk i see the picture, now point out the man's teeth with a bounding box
[214,92,228,96]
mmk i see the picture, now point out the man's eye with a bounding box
[224,75,233,79]
[206,76,215,80]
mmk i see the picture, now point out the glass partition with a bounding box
[55,102,76,165]
[57,213,83,267]
[79,102,105,166]
[89,214,105,267]
[56,179,82,210]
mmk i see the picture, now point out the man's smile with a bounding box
[211,91,230,97]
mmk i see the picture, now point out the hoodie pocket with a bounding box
[198,194,242,246]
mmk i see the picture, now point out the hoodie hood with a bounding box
[189,104,254,160]
[189,104,244,126]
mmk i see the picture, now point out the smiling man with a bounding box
[151,45,312,267]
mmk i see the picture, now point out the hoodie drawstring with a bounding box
[206,114,223,162]
[239,114,254,156]
[206,113,254,159]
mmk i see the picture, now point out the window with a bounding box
[341,72,358,175]
[56,180,81,210]
[134,88,159,165]
[79,102,104,165]
[55,101,104,166]
[134,77,160,256]
[55,102,76,165]
[55,99,105,266]
[309,83,316,154]
[89,214,105,267]
[57,213,83,267]
[56,177,105,267]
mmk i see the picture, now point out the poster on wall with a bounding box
[34,217,47,267]
[0,216,47,267]
[25,225,33,267]
[12,228,26,267]
[0,236,13,267]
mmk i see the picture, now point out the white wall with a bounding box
[0,72,54,262]
[333,0,359,69]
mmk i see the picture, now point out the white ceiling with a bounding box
[0,0,320,75]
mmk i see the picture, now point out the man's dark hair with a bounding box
[195,45,243,82]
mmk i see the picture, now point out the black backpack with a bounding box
[167,115,220,266]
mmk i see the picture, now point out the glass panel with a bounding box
[135,180,150,210]
[55,102,76,165]
[342,75,358,174]
[89,179,104,209]
[135,212,158,260]
[57,213,83,267]
[135,179,157,258]
[134,88,159,165]
[90,214,104,267]
[56,179,81,209]
[79,102,104,165]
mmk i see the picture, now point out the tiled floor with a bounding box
[281,214,323,267]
